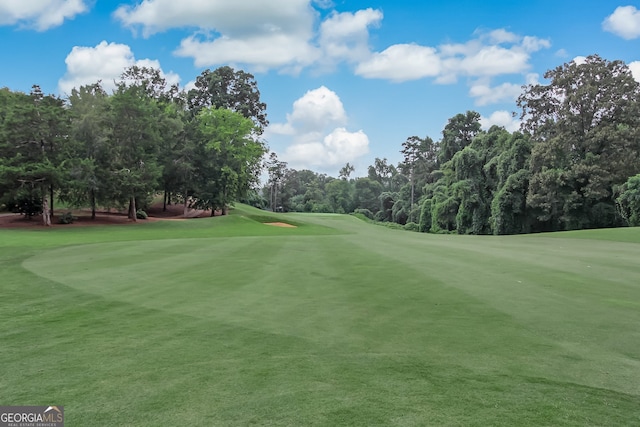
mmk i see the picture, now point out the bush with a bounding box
[58,211,77,224]
[136,209,148,220]
[403,221,419,232]
[353,208,374,220]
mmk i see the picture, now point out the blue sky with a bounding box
[1,1,640,176]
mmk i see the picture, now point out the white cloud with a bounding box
[573,56,587,65]
[487,29,519,44]
[0,0,87,30]
[175,33,317,73]
[285,128,369,168]
[268,87,369,170]
[521,36,551,52]
[117,0,323,73]
[114,0,313,38]
[58,41,180,95]
[288,86,347,132]
[603,6,640,39]
[469,81,523,106]
[480,111,521,132]
[355,44,441,81]
[319,8,382,64]
[458,45,530,76]
[629,61,640,83]
[357,29,549,83]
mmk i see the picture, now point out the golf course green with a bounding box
[1,205,639,426]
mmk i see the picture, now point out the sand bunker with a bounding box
[264,222,297,228]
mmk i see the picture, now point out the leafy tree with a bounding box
[438,111,481,164]
[518,55,640,230]
[188,66,268,134]
[0,86,68,224]
[197,108,266,214]
[339,162,355,180]
[400,135,438,222]
[616,174,640,226]
[265,152,287,211]
[325,178,353,213]
[63,83,112,219]
[109,79,163,221]
[353,177,383,214]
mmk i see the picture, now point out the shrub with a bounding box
[136,209,148,220]
[353,208,374,220]
[58,211,77,224]
[403,221,419,232]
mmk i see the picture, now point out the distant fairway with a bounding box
[2,205,640,426]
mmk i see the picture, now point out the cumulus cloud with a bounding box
[480,111,521,132]
[116,0,322,72]
[114,0,313,38]
[58,41,180,95]
[0,0,88,30]
[603,6,640,39]
[469,81,523,106]
[629,61,640,83]
[319,8,382,64]
[268,87,369,170]
[355,44,441,82]
[572,56,587,65]
[357,30,549,83]
[285,128,370,168]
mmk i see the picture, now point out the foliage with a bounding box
[403,221,419,231]
[353,208,374,220]
[616,174,640,226]
[58,211,77,224]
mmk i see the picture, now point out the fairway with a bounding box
[2,206,640,426]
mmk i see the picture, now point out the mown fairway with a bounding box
[1,206,640,426]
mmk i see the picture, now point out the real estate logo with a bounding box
[0,406,64,427]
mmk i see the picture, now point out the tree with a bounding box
[518,55,640,230]
[265,152,287,212]
[339,162,355,180]
[353,177,383,214]
[197,108,266,214]
[109,78,163,221]
[400,135,437,222]
[188,66,268,134]
[0,86,68,225]
[64,83,112,219]
[438,111,481,164]
[616,174,640,226]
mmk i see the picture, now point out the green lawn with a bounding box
[1,205,639,426]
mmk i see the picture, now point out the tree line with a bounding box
[2,55,640,233]
[264,55,640,234]
[0,66,268,224]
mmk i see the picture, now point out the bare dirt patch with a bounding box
[0,201,214,229]
[264,222,297,228]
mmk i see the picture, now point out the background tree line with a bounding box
[263,55,640,234]
[0,66,268,224]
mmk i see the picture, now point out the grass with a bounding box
[1,204,640,426]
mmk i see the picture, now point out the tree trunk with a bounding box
[91,190,96,220]
[163,189,167,212]
[50,185,54,218]
[183,191,189,218]
[42,195,51,227]
[128,196,137,222]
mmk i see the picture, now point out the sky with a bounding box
[1,1,640,177]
